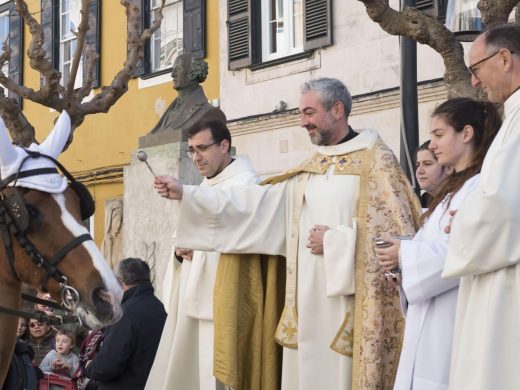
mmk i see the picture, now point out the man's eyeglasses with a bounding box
[187,141,220,158]
[469,49,515,77]
[29,321,46,328]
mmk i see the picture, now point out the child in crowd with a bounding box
[40,329,79,378]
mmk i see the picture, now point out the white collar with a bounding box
[316,129,377,156]
[203,155,256,186]
[504,88,520,117]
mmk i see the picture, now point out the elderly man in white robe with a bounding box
[154,78,420,390]
[442,24,520,390]
[146,119,259,390]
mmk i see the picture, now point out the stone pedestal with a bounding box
[122,142,201,299]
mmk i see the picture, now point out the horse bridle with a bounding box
[0,150,96,314]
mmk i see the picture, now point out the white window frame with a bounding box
[261,0,303,62]
[59,0,82,88]
[0,7,9,95]
[150,0,183,73]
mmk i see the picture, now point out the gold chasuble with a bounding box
[214,255,286,390]
[262,136,420,389]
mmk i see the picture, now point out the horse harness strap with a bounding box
[43,233,92,288]
[0,305,78,326]
[0,167,59,189]
[0,151,96,293]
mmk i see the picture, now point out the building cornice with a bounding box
[229,80,447,136]
[73,164,125,186]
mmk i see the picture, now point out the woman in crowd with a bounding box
[16,318,29,341]
[376,97,501,390]
[415,140,450,207]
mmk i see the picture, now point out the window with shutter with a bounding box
[228,0,252,70]
[150,0,183,73]
[303,0,331,51]
[261,0,303,61]
[227,0,331,70]
[183,0,205,58]
[135,0,191,78]
[416,0,447,22]
[40,0,100,89]
[0,1,23,105]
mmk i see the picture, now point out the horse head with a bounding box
[1,185,123,328]
[0,111,122,329]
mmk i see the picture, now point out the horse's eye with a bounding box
[26,204,40,220]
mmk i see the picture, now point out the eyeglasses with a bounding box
[187,141,220,158]
[29,321,46,328]
[468,49,516,77]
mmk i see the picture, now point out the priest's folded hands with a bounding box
[306,224,330,255]
[154,175,184,200]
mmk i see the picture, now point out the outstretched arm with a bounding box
[154,175,183,200]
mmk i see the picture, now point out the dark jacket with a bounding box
[28,331,55,365]
[3,339,41,390]
[85,282,167,390]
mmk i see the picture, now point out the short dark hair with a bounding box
[187,119,232,153]
[30,311,51,325]
[483,23,520,55]
[415,140,433,159]
[116,258,151,286]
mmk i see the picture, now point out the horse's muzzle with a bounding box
[90,287,122,325]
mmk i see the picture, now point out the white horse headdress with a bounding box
[0,111,71,193]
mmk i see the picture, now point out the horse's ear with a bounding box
[0,117,18,169]
[39,111,72,158]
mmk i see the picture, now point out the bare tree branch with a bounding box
[76,0,165,118]
[0,0,165,143]
[15,0,63,105]
[357,0,472,98]
[0,91,35,146]
[76,45,99,101]
[479,0,519,24]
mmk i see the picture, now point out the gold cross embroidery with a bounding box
[282,322,297,340]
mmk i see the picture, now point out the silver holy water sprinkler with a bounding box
[137,150,157,177]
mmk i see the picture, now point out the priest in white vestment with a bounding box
[146,120,259,390]
[443,24,520,390]
[154,78,420,390]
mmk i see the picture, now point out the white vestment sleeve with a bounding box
[177,183,286,256]
[322,219,356,296]
[444,111,520,278]
[400,238,459,305]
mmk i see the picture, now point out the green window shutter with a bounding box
[184,0,205,58]
[303,0,332,51]
[40,0,56,86]
[84,0,101,88]
[228,0,252,70]
[417,0,447,22]
[128,0,145,77]
[8,1,23,106]
[416,0,434,10]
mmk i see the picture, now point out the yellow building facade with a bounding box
[16,0,220,246]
